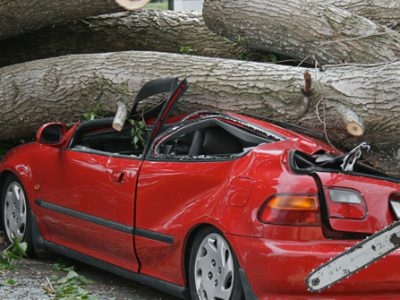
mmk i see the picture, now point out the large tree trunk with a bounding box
[0,51,399,175]
[0,10,253,67]
[203,0,400,65]
[327,0,400,30]
[0,0,131,40]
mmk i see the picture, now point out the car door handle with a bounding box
[110,171,125,183]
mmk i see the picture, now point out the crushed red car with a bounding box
[1,78,399,299]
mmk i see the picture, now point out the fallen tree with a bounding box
[203,0,400,65]
[327,0,400,30]
[5,2,399,68]
[0,51,399,175]
[0,0,149,41]
[0,10,253,67]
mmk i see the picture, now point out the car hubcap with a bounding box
[3,182,27,242]
[194,233,234,300]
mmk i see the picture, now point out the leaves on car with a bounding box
[129,119,147,149]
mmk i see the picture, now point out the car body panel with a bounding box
[228,233,400,299]
[318,172,398,234]
[136,158,248,284]
[2,143,140,271]
[134,139,328,286]
[36,149,140,271]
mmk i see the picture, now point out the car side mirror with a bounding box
[36,123,66,146]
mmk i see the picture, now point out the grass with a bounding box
[145,1,168,10]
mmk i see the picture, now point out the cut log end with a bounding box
[335,104,366,137]
[114,0,150,10]
[346,121,365,137]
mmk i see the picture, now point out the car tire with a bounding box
[188,227,244,300]
[1,174,35,257]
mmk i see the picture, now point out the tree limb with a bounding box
[0,0,132,40]
[327,0,400,30]
[203,0,400,65]
[0,51,399,175]
[0,10,252,67]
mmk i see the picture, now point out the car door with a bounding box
[135,158,237,284]
[35,148,140,272]
[34,77,187,272]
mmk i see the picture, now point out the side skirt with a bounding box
[43,240,189,299]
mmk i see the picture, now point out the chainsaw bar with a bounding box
[306,220,400,292]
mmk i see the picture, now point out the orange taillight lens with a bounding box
[258,194,321,226]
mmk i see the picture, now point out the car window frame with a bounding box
[146,114,286,163]
[66,118,146,161]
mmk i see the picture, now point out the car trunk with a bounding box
[289,150,400,236]
[315,172,399,234]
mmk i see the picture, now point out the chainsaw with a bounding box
[306,220,400,292]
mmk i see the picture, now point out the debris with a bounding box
[0,237,27,273]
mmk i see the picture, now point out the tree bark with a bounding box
[0,10,252,67]
[0,0,127,41]
[203,0,400,65]
[0,51,399,175]
[327,0,400,30]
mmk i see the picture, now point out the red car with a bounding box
[1,78,400,299]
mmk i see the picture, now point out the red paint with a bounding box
[1,107,399,298]
[319,172,397,233]
[226,177,253,207]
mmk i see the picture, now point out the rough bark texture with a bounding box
[327,0,400,30]
[0,51,399,175]
[0,10,253,67]
[203,0,400,65]
[0,0,125,40]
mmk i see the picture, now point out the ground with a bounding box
[0,233,176,300]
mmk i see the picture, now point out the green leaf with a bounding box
[52,262,74,272]
[67,270,79,279]
[82,102,105,121]
[179,45,195,54]
[4,278,17,286]
[56,275,70,284]
[47,262,96,300]
[18,242,27,254]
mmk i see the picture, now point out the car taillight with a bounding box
[258,194,320,226]
[327,188,367,220]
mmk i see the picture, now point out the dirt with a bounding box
[0,233,177,300]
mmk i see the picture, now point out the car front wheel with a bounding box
[189,228,243,300]
[1,174,34,256]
